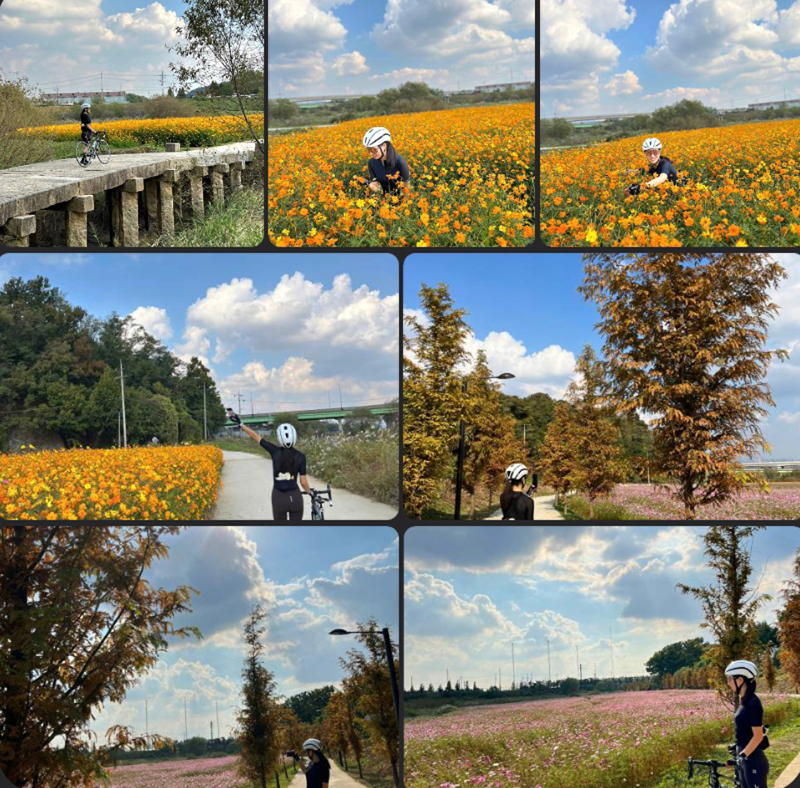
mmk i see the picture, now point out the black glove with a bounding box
[227,408,241,426]
[628,183,641,195]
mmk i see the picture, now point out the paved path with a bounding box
[776,749,800,788]
[0,141,257,225]
[485,493,565,521]
[287,761,367,787]
[209,450,397,520]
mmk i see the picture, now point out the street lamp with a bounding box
[454,372,515,520]
[329,627,400,727]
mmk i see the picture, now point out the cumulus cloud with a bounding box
[606,70,642,95]
[128,306,173,341]
[368,67,451,85]
[268,0,348,56]
[333,51,370,76]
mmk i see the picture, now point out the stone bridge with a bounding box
[0,141,262,247]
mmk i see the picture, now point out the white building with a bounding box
[474,81,533,93]
[39,91,128,105]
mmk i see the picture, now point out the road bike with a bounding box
[304,484,332,520]
[76,130,111,167]
[688,744,742,788]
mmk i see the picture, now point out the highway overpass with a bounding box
[224,404,398,428]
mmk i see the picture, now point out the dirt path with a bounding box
[287,761,368,787]
[485,493,565,521]
[209,450,397,520]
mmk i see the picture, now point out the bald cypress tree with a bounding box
[580,252,787,519]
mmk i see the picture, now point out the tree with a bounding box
[340,619,399,786]
[650,99,720,131]
[645,638,707,676]
[268,98,298,124]
[170,0,264,154]
[677,526,768,708]
[538,402,576,509]
[562,345,628,518]
[778,549,800,690]
[403,283,471,518]
[581,253,788,519]
[0,526,200,787]
[236,605,279,788]
[284,685,336,724]
[761,642,776,692]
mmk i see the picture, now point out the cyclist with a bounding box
[362,126,410,196]
[296,739,330,788]
[725,659,769,788]
[625,137,679,195]
[227,410,312,521]
[500,463,534,520]
[79,102,95,164]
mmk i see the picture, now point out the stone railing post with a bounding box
[211,163,229,204]
[65,195,94,247]
[187,165,207,221]
[157,169,177,240]
[1,215,36,247]
[230,161,244,193]
[111,178,143,247]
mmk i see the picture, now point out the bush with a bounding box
[0,74,55,170]
[650,99,720,131]
[541,117,574,143]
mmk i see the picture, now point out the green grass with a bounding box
[554,495,638,521]
[210,437,266,456]
[159,187,264,247]
[648,698,800,788]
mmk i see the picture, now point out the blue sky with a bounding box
[268,0,535,98]
[91,525,399,741]
[405,525,799,690]
[2,252,399,411]
[403,252,800,460]
[0,1,208,96]
[541,0,800,115]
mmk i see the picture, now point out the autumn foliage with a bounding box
[542,120,800,246]
[779,548,800,690]
[0,444,223,520]
[580,253,787,519]
[0,525,199,788]
[268,104,534,247]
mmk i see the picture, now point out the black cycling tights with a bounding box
[272,488,303,521]
[738,751,769,788]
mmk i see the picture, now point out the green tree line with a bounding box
[0,276,227,451]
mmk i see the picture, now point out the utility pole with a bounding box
[250,392,254,416]
[118,411,121,448]
[119,360,127,448]
[512,642,516,688]
[236,390,245,417]
[100,71,103,94]
[580,663,583,682]
[338,383,343,409]
[203,384,208,441]
[161,70,165,95]
[210,721,213,740]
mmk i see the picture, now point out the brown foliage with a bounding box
[778,548,800,690]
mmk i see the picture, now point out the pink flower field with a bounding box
[108,755,250,788]
[404,691,799,788]
[602,484,800,520]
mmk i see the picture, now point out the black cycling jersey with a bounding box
[259,439,307,492]
[368,154,410,193]
[80,109,91,128]
[305,760,331,788]
[501,491,534,520]
[734,693,765,751]
[649,156,678,184]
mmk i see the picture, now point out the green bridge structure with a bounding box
[224,403,398,429]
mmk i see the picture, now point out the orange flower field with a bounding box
[541,119,800,246]
[19,114,263,148]
[0,445,223,520]
[268,104,534,247]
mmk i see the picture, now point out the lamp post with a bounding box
[329,627,400,727]
[454,372,515,520]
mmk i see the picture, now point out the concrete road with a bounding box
[209,450,397,520]
[287,761,369,787]
[484,493,565,521]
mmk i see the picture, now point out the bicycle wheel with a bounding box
[76,142,89,167]
[96,139,111,164]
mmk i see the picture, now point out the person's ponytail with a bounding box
[500,480,514,512]
[385,141,398,169]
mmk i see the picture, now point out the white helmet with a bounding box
[363,126,391,148]
[642,137,662,151]
[81,102,91,109]
[276,423,297,448]
[302,738,322,753]
[505,462,528,482]
[724,660,758,680]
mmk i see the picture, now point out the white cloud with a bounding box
[642,85,723,103]
[368,66,451,84]
[606,70,642,95]
[128,306,173,341]
[267,0,348,57]
[332,50,370,76]
[776,411,800,424]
